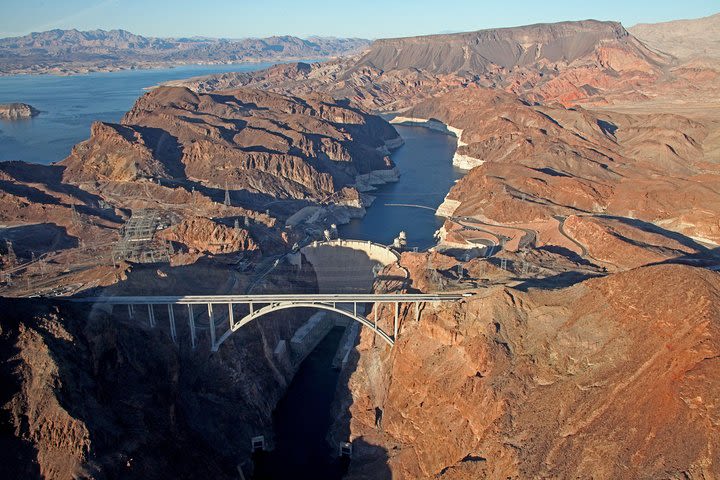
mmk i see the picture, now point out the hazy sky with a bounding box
[1,0,718,39]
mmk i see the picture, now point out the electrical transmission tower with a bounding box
[224,182,231,207]
[71,204,81,226]
[5,240,17,268]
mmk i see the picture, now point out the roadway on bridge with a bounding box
[73,293,468,304]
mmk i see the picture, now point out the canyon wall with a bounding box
[333,263,720,479]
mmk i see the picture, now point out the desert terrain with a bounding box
[1,11,719,480]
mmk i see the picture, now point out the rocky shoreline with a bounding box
[389,116,484,169]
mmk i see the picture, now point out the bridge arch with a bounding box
[213,301,394,351]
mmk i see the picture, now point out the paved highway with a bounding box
[72,293,469,304]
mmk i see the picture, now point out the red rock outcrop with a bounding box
[61,86,400,201]
[156,216,259,255]
[336,264,720,479]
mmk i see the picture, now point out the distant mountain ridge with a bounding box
[0,28,370,75]
[630,13,720,60]
[355,20,660,75]
[166,19,672,108]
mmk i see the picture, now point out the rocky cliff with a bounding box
[61,86,399,200]
[334,263,720,479]
[0,252,321,479]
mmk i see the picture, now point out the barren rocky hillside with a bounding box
[61,86,399,200]
[334,263,720,479]
[405,86,720,256]
[165,19,676,108]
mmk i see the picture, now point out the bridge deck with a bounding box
[72,293,469,304]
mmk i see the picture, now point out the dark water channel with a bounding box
[253,327,348,480]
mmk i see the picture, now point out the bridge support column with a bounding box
[415,302,420,322]
[127,304,134,319]
[147,304,156,328]
[208,303,216,351]
[167,304,177,344]
[394,302,399,340]
[228,303,235,329]
[374,303,378,329]
[187,304,196,349]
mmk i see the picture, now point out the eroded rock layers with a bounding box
[336,264,720,479]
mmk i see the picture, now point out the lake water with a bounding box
[0,63,278,164]
[339,124,464,250]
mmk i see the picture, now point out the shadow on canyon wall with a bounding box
[0,244,399,478]
[329,337,392,480]
[0,222,79,257]
[0,302,43,479]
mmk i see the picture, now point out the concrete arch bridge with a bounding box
[74,293,466,351]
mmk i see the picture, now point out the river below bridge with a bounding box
[253,326,347,479]
[262,125,463,478]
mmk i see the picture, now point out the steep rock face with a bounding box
[0,290,317,479]
[61,86,399,201]
[337,264,720,479]
[61,122,170,182]
[156,216,259,255]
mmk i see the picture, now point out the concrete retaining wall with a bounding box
[289,311,334,365]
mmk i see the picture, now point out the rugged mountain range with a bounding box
[0,29,370,74]
[167,19,673,108]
